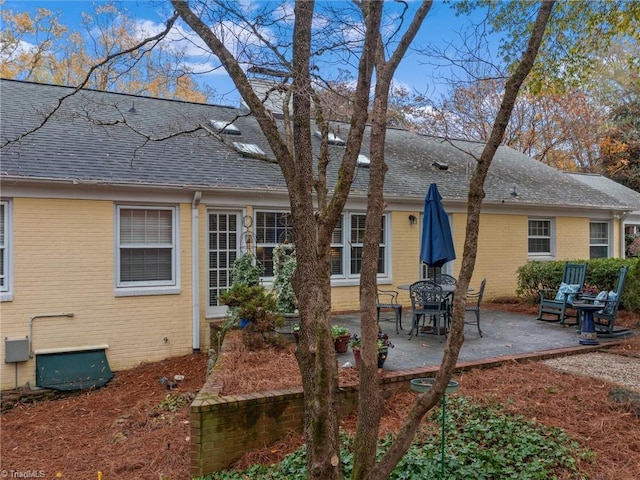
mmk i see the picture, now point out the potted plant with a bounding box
[349,332,394,369]
[219,254,283,349]
[331,325,351,353]
[376,331,394,368]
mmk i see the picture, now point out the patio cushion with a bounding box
[554,283,580,303]
[594,290,608,306]
[605,291,618,314]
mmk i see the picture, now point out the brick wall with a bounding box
[190,362,429,476]
[190,340,603,477]
[0,198,194,390]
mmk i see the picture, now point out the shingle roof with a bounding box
[566,172,640,212]
[0,79,633,211]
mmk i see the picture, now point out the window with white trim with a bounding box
[589,221,610,258]
[116,206,177,288]
[207,211,241,313]
[254,210,388,280]
[255,211,294,277]
[340,213,387,278]
[0,201,10,295]
[330,217,344,276]
[528,218,552,256]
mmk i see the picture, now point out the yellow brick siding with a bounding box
[555,217,589,260]
[1,197,609,390]
[332,212,598,313]
[1,198,193,390]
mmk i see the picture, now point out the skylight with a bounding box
[210,120,241,135]
[357,154,370,167]
[233,142,265,156]
[314,131,346,146]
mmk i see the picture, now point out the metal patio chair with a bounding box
[408,280,450,342]
[465,278,487,337]
[376,289,403,334]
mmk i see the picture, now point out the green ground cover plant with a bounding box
[198,396,592,480]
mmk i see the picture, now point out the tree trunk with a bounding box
[365,3,555,479]
[352,3,434,479]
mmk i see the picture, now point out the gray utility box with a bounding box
[5,337,30,363]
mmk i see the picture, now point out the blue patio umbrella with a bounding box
[420,183,456,267]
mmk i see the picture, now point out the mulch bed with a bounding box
[1,304,638,479]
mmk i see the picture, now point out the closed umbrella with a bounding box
[420,183,456,267]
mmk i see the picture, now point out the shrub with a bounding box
[230,253,264,286]
[516,258,639,313]
[271,243,297,314]
[219,282,284,350]
[623,258,640,313]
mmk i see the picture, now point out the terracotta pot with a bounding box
[334,335,350,353]
[352,347,362,369]
[352,347,389,368]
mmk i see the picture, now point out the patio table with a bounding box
[572,301,603,345]
[398,283,468,337]
[397,283,460,293]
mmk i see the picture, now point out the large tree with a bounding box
[168,1,555,479]
[1,1,558,478]
[600,95,640,192]
[411,0,639,174]
[415,80,606,171]
[0,2,209,102]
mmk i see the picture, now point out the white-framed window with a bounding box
[0,200,12,300]
[254,210,388,281]
[528,218,553,256]
[328,212,388,279]
[254,211,294,277]
[116,205,178,291]
[330,216,344,276]
[589,221,610,258]
[207,211,241,315]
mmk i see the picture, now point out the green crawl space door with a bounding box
[36,349,113,391]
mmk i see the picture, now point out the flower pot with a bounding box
[334,335,350,353]
[352,348,362,369]
[351,348,389,368]
[377,347,389,368]
[410,378,459,394]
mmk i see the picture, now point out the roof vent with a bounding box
[210,120,241,135]
[432,161,449,171]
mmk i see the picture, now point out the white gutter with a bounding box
[191,191,202,352]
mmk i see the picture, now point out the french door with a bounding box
[207,211,241,316]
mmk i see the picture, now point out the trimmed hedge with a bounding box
[516,257,640,313]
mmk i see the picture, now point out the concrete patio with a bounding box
[331,309,633,371]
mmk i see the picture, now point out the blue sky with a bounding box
[3,0,498,106]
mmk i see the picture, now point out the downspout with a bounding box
[192,191,202,352]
